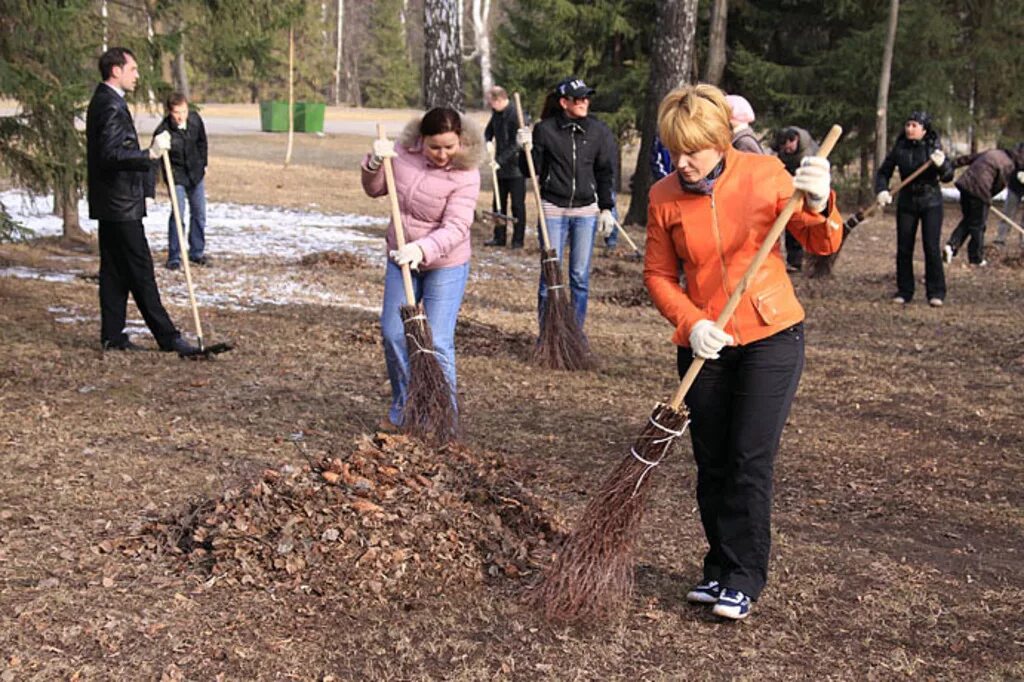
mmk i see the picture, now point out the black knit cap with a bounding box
[907,110,932,131]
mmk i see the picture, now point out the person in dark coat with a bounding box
[516,77,617,330]
[945,144,1024,266]
[993,143,1024,252]
[772,127,819,272]
[86,47,196,355]
[153,92,209,269]
[875,110,954,306]
[483,86,527,248]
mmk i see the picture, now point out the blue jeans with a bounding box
[381,260,469,426]
[167,180,207,264]
[538,212,597,330]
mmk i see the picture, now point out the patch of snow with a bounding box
[0,266,78,283]
[0,190,387,261]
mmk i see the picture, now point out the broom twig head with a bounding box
[400,304,459,446]
[535,403,689,624]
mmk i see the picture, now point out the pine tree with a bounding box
[363,0,420,108]
[494,0,653,135]
[0,0,98,242]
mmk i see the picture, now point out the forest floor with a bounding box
[1,132,1023,681]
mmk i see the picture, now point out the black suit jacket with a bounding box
[86,83,154,221]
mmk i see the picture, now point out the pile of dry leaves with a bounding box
[141,433,564,599]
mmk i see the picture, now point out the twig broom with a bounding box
[514,92,596,371]
[537,125,843,625]
[806,158,933,278]
[377,124,458,445]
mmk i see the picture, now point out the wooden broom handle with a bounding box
[377,123,416,305]
[486,141,502,214]
[610,216,641,255]
[513,92,553,251]
[989,204,1024,237]
[669,124,843,410]
[856,158,935,223]
[162,151,205,348]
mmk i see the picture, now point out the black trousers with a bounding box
[948,191,989,264]
[491,176,526,246]
[98,219,179,349]
[784,232,803,269]
[677,323,804,599]
[895,196,945,301]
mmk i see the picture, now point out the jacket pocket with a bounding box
[752,281,788,325]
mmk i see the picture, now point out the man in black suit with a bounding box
[86,47,196,354]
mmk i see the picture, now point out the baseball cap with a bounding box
[556,77,595,99]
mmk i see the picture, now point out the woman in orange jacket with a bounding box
[643,84,842,620]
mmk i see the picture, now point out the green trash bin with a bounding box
[259,100,289,132]
[294,101,326,133]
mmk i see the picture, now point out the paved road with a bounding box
[0,102,488,138]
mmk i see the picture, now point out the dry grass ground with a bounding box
[0,132,1022,680]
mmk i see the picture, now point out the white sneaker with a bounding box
[943,244,954,264]
[928,298,943,307]
[892,295,907,304]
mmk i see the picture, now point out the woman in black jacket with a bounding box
[875,111,953,306]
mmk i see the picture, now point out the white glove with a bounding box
[368,138,398,170]
[793,156,831,212]
[688,319,734,360]
[876,190,893,207]
[516,127,532,147]
[1016,171,1024,184]
[597,209,615,237]
[389,243,424,270]
[930,150,946,167]
[149,130,171,159]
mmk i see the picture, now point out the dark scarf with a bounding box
[677,158,725,195]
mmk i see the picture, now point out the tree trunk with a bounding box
[624,0,698,226]
[423,0,463,111]
[873,0,899,171]
[172,28,191,99]
[471,0,493,106]
[101,0,108,52]
[704,0,728,85]
[334,0,343,104]
[58,180,87,243]
[285,25,295,168]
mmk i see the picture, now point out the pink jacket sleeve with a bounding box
[361,154,387,197]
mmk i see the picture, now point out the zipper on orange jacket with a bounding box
[708,192,742,345]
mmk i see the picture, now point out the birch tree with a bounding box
[423,0,463,110]
[466,0,494,106]
[624,0,698,226]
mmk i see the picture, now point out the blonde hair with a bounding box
[657,84,732,157]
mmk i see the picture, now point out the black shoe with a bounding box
[165,335,201,356]
[785,263,801,273]
[165,261,181,271]
[510,242,524,250]
[483,238,506,247]
[103,338,144,351]
[189,256,209,267]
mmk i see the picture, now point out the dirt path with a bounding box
[0,142,1022,679]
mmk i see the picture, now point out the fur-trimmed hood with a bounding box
[397,113,484,170]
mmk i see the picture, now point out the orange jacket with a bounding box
[644,147,843,348]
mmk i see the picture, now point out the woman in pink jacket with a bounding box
[362,107,482,428]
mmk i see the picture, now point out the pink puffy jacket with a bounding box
[362,115,482,269]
